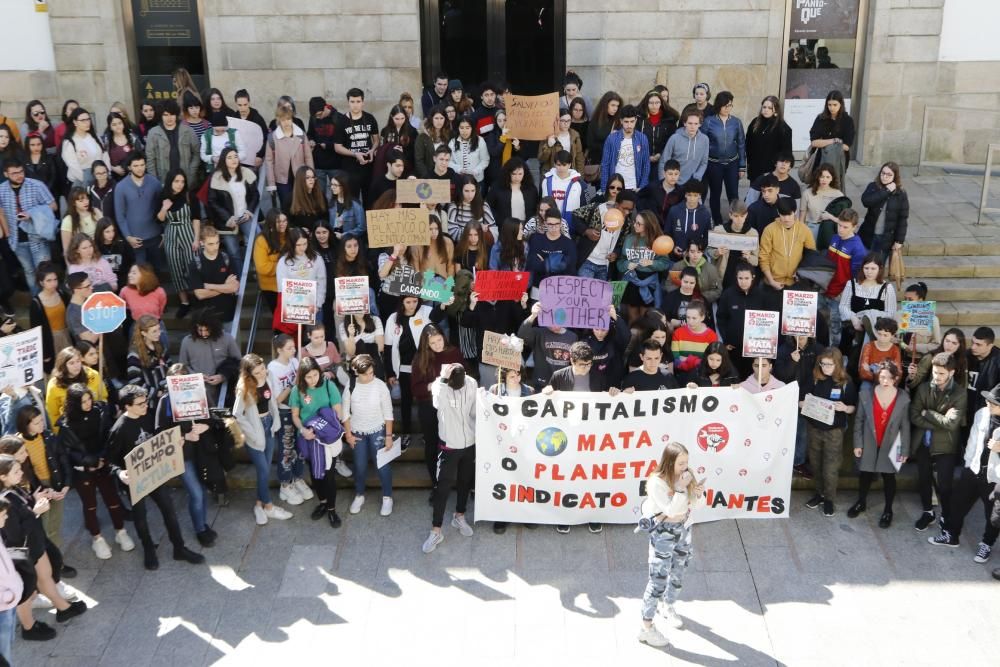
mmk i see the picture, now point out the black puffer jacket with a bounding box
[860,182,909,248]
[57,401,115,475]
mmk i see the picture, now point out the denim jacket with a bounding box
[701,114,746,169]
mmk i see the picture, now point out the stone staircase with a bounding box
[903,238,1000,333]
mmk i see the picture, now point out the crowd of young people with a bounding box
[0,68,997,659]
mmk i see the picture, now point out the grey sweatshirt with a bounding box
[660,127,709,184]
[431,376,478,449]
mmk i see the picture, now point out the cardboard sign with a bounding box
[801,394,836,425]
[473,270,529,302]
[419,270,455,304]
[537,276,612,330]
[280,278,318,325]
[475,383,799,524]
[366,208,431,248]
[335,276,370,316]
[0,326,43,388]
[396,179,452,205]
[481,331,524,371]
[382,264,424,298]
[743,310,780,358]
[502,92,560,141]
[781,290,818,337]
[898,300,936,334]
[611,281,627,310]
[125,426,184,504]
[708,230,759,253]
[166,373,210,421]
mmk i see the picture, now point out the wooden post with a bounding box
[297,323,303,353]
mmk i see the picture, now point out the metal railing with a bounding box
[217,164,268,407]
[980,143,1000,226]
[917,105,1000,176]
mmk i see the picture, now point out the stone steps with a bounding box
[904,255,1000,278]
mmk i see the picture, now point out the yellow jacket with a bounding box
[46,366,108,432]
[253,233,285,293]
[758,219,816,286]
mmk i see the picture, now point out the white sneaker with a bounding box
[380,497,393,516]
[451,514,474,537]
[92,535,112,560]
[349,494,365,514]
[422,531,444,553]
[265,505,292,520]
[115,529,135,552]
[253,504,268,525]
[660,603,683,629]
[292,478,314,501]
[335,459,353,478]
[638,624,670,648]
[280,483,304,505]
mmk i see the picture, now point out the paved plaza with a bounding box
[18,485,1000,666]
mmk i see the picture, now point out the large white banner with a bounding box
[474,384,798,525]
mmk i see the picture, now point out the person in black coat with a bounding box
[486,157,538,224]
[716,263,762,378]
[745,96,793,181]
[859,162,909,257]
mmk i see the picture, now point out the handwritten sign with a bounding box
[473,270,529,302]
[281,278,318,325]
[383,264,423,298]
[366,208,430,248]
[743,310,780,358]
[708,230,759,253]
[898,300,936,334]
[781,290,818,337]
[125,426,184,503]
[611,281,627,309]
[503,92,560,141]
[481,331,524,371]
[0,326,43,388]
[538,276,611,330]
[166,373,210,421]
[335,276,370,316]
[419,271,455,304]
[396,179,452,205]
[802,394,836,425]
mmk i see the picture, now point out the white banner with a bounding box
[474,384,798,525]
[0,327,44,388]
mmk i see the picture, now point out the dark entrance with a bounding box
[125,0,209,105]
[420,0,565,95]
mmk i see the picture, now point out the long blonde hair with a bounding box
[651,441,697,500]
[130,315,164,367]
[237,353,265,405]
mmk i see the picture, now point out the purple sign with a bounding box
[538,276,612,330]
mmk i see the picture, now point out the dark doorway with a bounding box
[420,0,564,94]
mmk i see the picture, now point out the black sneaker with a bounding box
[173,546,205,564]
[822,500,835,517]
[878,511,893,529]
[793,464,814,480]
[61,563,78,579]
[805,494,823,510]
[55,600,87,623]
[21,621,56,640]
[493,522,508,535]
[196,529,216,547]
[846,501,866,518]
[588,523,603,534]
[176,303,191,319]
[327,510,342,528]
[555,525,571,534]
[914,511,935,531]
[144,549,160,571]
[928,530,959,547]
[310,502,328,520]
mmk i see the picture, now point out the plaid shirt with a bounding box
[0,177,55,249]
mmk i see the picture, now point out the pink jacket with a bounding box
[264,124,314,189]
[0,535,24,611]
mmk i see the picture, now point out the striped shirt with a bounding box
[343,379,394,435]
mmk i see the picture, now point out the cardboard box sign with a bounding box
[396,179,452,205]
[366,208,431,248]
[502,92,560,141]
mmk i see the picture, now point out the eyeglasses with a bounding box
[31,111,45,117]
[559,118,571,123]
[77,116,91,122]
[608,185,622,191]
[134,399,147,407]
[75,283,93,290]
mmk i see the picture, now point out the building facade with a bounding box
[2,0,998,166]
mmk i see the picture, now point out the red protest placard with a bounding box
[473,271,529,302]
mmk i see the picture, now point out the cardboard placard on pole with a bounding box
[898,300,936,334]
[365,208,431,248]
[502,92,560,141]
[743,310,780,358]
[481,331,524,371]
[396,179,452,205]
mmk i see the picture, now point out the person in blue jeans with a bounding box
[343,355,396,517]
[0,496,24,661]
[700,90,746,226]
[233,354,295,526]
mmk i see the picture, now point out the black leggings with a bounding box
[912,447,956,514]
[398,371,413,433]
[432,446,476,528]
[858,471,897,512]
[310,457,338,509]
[416,400,439,485]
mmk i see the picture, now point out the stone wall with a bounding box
[860,0,1000,165]
[203,0,422,122]
[565,0,789,127]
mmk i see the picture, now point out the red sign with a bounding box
[473,271,529,302]
[81,291,127,335]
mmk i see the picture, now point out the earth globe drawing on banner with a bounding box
[415,182,433,200]
[536,426,568,457]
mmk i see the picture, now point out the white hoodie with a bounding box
[541,167,583,220]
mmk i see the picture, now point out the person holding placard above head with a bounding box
[618,210,669,322]
[801,348,857,518]
[463,288,529,383]
[712,201,759,290]
[233,353,294,527]
[342,355,395,517]
[757,197,815,313]
[848,361,910,527]
[581,303,631,390]
[637,441,706,647]
[108,385,204,571]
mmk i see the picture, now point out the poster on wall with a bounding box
[789,0,861,39]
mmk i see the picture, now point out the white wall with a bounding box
[939,0,1000,61]
[7,1,56,70]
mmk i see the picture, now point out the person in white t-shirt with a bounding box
[267,334,312,507]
